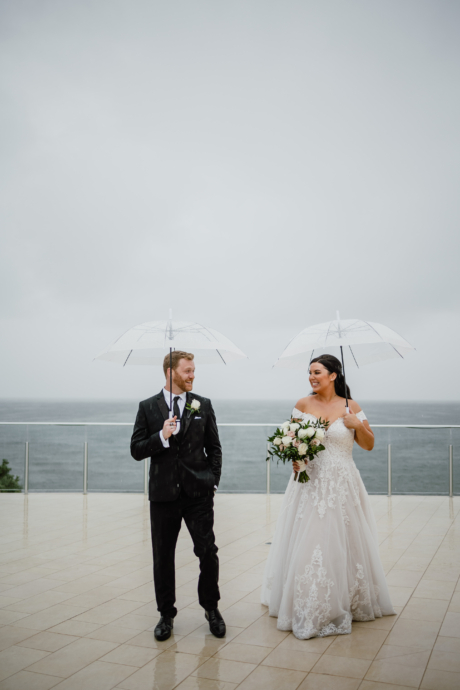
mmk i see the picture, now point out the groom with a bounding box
[130,351,225,641]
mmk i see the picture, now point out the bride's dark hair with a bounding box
[310,354,352,400]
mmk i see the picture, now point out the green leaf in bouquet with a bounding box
[297,470,310,483]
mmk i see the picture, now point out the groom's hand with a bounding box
[162,416,177,440]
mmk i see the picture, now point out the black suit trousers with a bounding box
[149,491,220,617]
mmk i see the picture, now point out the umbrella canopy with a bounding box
[274,317,415,370]
[95,318,248,366]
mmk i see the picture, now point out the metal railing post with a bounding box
[387,444,392,497]
[83,442,88,495]
[144,458,149,496]
[449,445,453,498]
[266,443,271,495]
[24,442,29,495]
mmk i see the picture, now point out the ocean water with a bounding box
[0,399,459,495]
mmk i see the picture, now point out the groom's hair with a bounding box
[163,351,194,377]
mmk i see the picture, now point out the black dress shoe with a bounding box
[205,609,226,638]
[154,616,173,641]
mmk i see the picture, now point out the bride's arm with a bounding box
[342,401,374,451]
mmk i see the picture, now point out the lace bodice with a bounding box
[287,408,368,525]
[292,408,367,456]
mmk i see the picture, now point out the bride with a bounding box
[261,354,395,639]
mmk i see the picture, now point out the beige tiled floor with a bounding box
[0,494,459,690]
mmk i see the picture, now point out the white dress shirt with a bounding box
[159,388,186,448]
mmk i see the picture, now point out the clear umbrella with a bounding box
[274,312,415,409]
[95,310,247,409]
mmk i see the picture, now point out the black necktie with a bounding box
[173,396,181,420]
[173,396,183,441]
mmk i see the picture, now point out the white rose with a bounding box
[305,427,315,438]
[311,438,320,446]
[190,399,201,410]
[290,423,300,432]
[273,437,282,446]
[315,428,325,440]
[280,421,291,430]
[298,443,308,456]
[297,428,309,439]
[282,436,292,446]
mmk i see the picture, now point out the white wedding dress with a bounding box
[261,408,395,639]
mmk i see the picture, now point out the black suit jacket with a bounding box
[130,391,222,502]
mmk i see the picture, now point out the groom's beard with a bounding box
[172,371,193,393]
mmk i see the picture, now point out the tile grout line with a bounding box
[2,495,458,690]
[378,498,457,689]
[417,505,460,689]
[369,496,459,689]
[384,498,448,578]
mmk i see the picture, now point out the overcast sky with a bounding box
[1,0,459,403]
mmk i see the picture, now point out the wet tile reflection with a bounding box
[0,494,458,689]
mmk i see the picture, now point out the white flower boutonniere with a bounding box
[186,399,201,415]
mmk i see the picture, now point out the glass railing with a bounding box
[0,422,459,495]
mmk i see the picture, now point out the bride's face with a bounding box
[309,363,336,393]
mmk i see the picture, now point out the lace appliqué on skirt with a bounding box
[283,546,382,638]
[292,544,338,637]
[349,564,382,621]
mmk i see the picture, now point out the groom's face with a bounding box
[172,358,195,393]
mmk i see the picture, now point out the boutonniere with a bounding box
[186,399,201,415]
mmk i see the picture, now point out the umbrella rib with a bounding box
[363,320,385,342]
[169,322,219,344]
[277,328,306,360]
[342,319,364,334]
[112,326,133,346]
[325,320,335,346]
[194,323,218,343]
[123,350,133,367]
[216,350,227,365]
[349,346,359,368]
[364,321,410,356]
[390,344,404,359]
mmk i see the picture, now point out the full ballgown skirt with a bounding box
[261,409,395,639]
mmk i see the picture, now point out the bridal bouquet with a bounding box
[267,418,329,483]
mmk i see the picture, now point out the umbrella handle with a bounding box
[340,345,349,410]
[170,347,172,411]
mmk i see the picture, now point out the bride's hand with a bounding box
[342,411,361,430]
[293,460,307,473]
